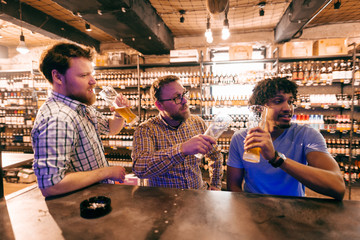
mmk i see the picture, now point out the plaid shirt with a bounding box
[31,91,111,189]
[132,114,223,189]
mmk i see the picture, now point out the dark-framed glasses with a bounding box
[159,91,189,105]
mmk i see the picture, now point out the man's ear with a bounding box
[51,69,63,85]
[155,100,164,111]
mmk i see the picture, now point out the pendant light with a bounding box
[16,1,29,54]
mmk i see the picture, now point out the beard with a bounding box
[169,105,190,122]
[64,82,96,105]
[275,122,291,129]
[68,93,96,106]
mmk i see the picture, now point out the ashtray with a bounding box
[80,196,112,219]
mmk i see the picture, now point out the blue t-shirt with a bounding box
[227,123,330,197]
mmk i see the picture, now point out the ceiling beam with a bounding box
[51,0,174,55]
[0,0,100,51]
[274,0,331,43]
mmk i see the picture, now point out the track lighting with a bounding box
[85,23,92,32]
[334,0,341,9]
[221,17,230,40]
[16,32,29,54]
[258,1,266,16]
[205,17,213,43]
[179,10,185,23]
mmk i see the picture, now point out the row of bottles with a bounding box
[0,90,35,106]
[95,72,138,87]
[106,153,133,168]
[95,70,274,88]
[292,114,359,132]
[297,93,359,108]
[278,59,360,86]
[340,162,360,183]
[0,108,35,126]
[101,133,133,148]
[33,75,51,90]
[327,138,360,156]
[0,129,32,146]
[0,72,33,89]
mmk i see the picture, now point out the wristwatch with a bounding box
[269,151,286,168]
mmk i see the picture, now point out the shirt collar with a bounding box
[50,91,94,117]
[157,113,186,130]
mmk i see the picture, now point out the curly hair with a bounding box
[39,42,94,84]
[150,75,180,102]
[249,77,298,105]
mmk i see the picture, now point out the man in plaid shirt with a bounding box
[132,75,223,190]
[32,43,128,197]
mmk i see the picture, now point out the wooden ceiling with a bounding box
[0,0,359,54]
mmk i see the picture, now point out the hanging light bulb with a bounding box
[16,31,29,54]
[221,18,230,40]
[16,1,29,54]
[205,17,213,43]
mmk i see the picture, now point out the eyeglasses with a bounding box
[159,91,189,105]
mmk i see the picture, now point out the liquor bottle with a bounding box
[326,61,333,85]
[354,59,360,86]
[345,59,352,84]
[292,62,298,82]
[320,61,327,85]
[339,60,347,82]
[332,61,340,82]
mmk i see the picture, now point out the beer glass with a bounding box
[195,113,233,159]
[243,105,267,163]
[99,86,139,126]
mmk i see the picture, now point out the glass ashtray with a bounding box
[80,196,111,219]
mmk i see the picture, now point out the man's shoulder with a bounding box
[36,98,78,123]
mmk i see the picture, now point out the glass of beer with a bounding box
[99,86,139,126]
[195,113,233,159]
[243,105,267,163]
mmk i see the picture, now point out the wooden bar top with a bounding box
[1,184,360,240]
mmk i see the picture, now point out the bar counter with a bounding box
[1,183,360,240]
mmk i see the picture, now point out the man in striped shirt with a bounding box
[32,43,128,197]
[132,75,223,190]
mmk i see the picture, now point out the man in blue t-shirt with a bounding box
[227,77,345,200]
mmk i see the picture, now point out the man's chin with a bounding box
[278,123,291,129]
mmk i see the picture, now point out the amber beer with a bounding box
[99,85,139,126]
[242,105,266,163]
[243,147,261,163]
[115,106,138,125]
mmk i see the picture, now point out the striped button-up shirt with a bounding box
[132,114,223,189]
[31,91,111,189]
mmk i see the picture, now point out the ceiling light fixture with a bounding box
[16,32,29,54]
[179,10,185,23]
[334,0,341,9]
[258,1,266,17]
[221,13,230,40]
[204,17,213,43]
[85,23,92,32]
[16,1,29,54]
